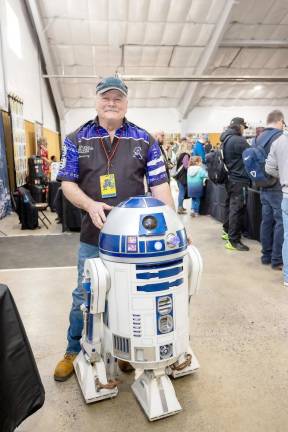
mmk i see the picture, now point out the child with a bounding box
[187,156,208,217]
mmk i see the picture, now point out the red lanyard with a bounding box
[99,129,123,174]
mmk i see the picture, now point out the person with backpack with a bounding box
[247,110,285,270]
[221,117,250,251]
[265,125,288,287]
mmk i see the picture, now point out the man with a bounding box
[221,117,250,251]
[257,110,285,270]
[54,76,174,381]
[265,127,288,287]
[154,131,171,181]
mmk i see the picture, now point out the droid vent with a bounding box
[157,296,173,315]
[132,314,142,337]
[113,334,131,360]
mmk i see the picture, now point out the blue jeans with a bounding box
[191,197,200,213]
[67,242,99,353]
[177,181,186,208]
[282,197,288,282]
[260,191,283,266]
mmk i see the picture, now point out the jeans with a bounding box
[67,242,99,353]
[177,181,186,208]
[223,180,247,243]
[282,197,288,282]
[191,197,200,213]
[260,190,283,266]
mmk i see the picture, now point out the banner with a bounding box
[0,113,12,219]
[8,94,27,187]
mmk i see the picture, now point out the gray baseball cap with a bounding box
[96,76,128,96]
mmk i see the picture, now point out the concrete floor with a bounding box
[1,213,288,432]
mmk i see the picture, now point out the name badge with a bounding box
[100,173,117,198]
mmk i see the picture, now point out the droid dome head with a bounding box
[99,196,188,263]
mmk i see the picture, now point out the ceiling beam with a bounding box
[42,75,288,83]
[221,40,288,48]
[178,0,235,119]
[23,0,65,120]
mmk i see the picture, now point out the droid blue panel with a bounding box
[139,213,167,236]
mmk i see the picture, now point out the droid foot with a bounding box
[168,348,200,379]
[132,369,182,421]
[74,350,118,403]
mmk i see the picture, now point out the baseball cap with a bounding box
[230,117,248,129]
[96,76,128,96]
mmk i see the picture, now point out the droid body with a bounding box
[74,196,202,420]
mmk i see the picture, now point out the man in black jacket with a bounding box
[221,117,250,251]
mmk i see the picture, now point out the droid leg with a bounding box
[74,259,118,403]
[131,369,182,421]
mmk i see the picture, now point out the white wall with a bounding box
[182,106,288,134]
[0,0,58,131]
[64,107,181,135]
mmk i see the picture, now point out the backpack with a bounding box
[206,141,228,185]
[18,187,39,229]
[242,129,282,188]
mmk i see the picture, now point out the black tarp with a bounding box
[0,285,45,432]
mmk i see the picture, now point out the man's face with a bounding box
[277,118,286,130]
[156,132,165,144]
[96,89,128,122]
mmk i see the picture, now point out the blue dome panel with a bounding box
[118,196,164,209]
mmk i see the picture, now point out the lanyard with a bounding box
[99,129,123,174]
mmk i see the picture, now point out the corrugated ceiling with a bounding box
[37,0,288,113]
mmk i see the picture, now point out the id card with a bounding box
[100,174,117,198]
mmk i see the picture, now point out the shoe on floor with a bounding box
[221,231,229,241]
[177,207,187,214]
[272,264,283,271]
[118,359,134,373]
[54,352,77,382]
[284,281,288,287]
[225,240,249,251]
[190,211,195,217]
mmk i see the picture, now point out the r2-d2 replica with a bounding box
[74,196,202,421]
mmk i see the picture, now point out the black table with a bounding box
[54,188,82,232]
[200,180,262,241]
[48,181,61,211]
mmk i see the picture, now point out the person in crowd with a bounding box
[54,76,174,381]
[154,131,171,181]
[265,123,288,287]
[187,156,208,217]
[204,140,212,154]
[38,138,50,177]
[192,135,206,163]
[174,152,190,214]
[257,110,285,270]
[221,117,250,251]
[179,137,188,153]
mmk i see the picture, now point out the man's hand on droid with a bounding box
[88,201,113,229]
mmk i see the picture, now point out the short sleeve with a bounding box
[146,141,168,187]
[57,137,79,182]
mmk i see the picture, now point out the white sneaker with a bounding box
[284,281,288,287]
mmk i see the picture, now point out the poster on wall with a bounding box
[8,93,27,187]
[35,121,43,155]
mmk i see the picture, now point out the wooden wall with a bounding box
[23,120,61,160]
[1,110,61,192]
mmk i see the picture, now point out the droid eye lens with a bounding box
[142,216,157,230]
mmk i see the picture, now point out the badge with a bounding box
[100,174,117,198]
